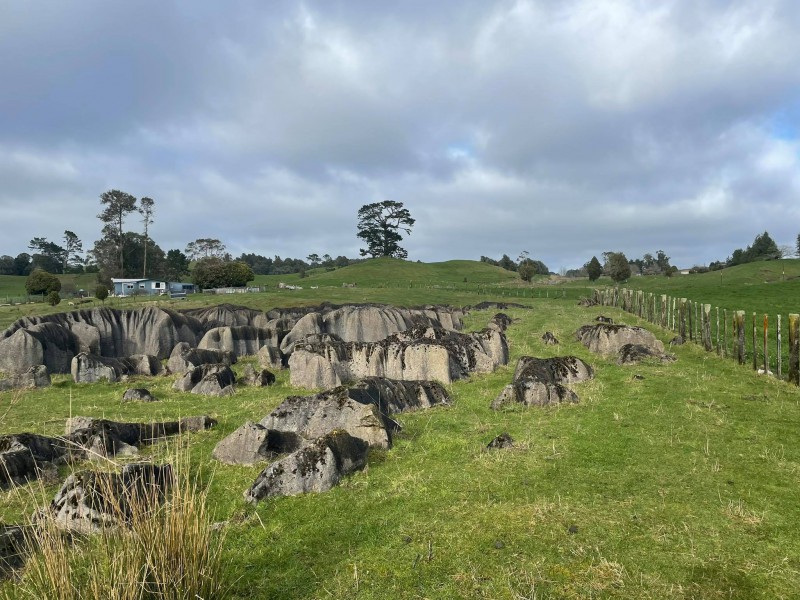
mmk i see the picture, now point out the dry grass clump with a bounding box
[5,453,228,600]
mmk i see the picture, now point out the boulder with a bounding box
[122,388,157,402]
[289,326,508,388]
[346,377,451,415]
[173,364,235,393]
[0,323,79,375]
[48,463,174,532]
[167,343,234,374]
[0,433,70,488]
[596,315,614,324]
[576,324,665,356]
[617,344,676,365]
[260,388,398,449]
[257,345,283,370]
[487,433,514,449]
[191,374,235,397]
[212,422,304,465]
[541,332,559,345]
[244,431,368,502]
[198,325,277,358]
[488,313,513,332]
[126,354,163,376]
[0,525,28,576]
[0,365,50,391]
[241,364,276,387]
[491,355,593,409]
[71,353,129,383]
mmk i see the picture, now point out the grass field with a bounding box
[1,259,800,598]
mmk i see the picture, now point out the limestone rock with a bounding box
[488,313,513,332]
[576,324,665,356]
[167,343,234,374]
[347,377,451,415]
[257,345,283,370]
[212,422,303,465]
[48,463,174,532]
[492,355,592,409]
[541,332,559,345]
[260,387,398,449]
[241,364,276,387]
[0,365,50,391]
[487,433,514,449]
[198,325,278,358]
[173,364,235,392]
[244,431,368,502]
[191,373,235,397]
[491,380,578,409]
[122,388,157,402]
[617,343,676,365]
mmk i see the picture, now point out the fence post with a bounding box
[716,307,721,355]
[679,299,687,340]
[777,314,782,380]
[723,309,728,358]
[660,295,667,328]
[763,314,769,374]
[752,312,758,371]
[736,311,746,365]
[789,314,799,385]
[702,304,712,351]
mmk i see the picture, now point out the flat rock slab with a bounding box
[122,388,157,402]
[244,431,368,502]
[576,324,665,356]
[212,422,304,465]
[617,343,676,365]
[0,365,50,391]
[347,377,451,415]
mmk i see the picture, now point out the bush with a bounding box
[46,291,60,306]
[25,269,61,296]
[95,285,109,303]
[193,258,255,289]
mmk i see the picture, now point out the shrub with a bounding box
[25,269,61,296]
[95,285,109,304]
[46,291,60,306]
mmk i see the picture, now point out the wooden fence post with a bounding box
[723,309,728,358]
[736,311,746,365]
[763,314,769,374]
[777,314,782,380]
[702,304,712,351]
[661,295,667,328]
[789,314,799,385]
[679,299,687,340]
[716,307,720,355]
[752,312,757,371]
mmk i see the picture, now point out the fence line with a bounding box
[591,287,800,386]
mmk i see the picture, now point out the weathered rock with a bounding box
[167,343,234,374]
[0,433,70,488]
[198,325,278,358]
[346,377,451,415]
[596,315,614,324]
[257,344,283,370]
[126,354,163,376]
[670,336,685,346]
[576,324,665,356]
[289,326,508,388]
[212,422,304,465]
[244,431,368,502]
[173,364,235,392]
[0,365,50,391]
[541,332,559,345]
[491,380,578,408]
[191,374,235,397]
[48,463,174,532]
[468,302,526,311]
[260,387,398,449]
[122,388,157,402]
[488,313,513,332]
[241,364,276,387]
[180,303,272,330]
[577,297,597,307]
[71,353,128,383]
[487,433,514,449]
[0,525,28,576]
[514,356,594,385]
[491,355,592,409]
[617,344,676,365]
[1,306,202,373]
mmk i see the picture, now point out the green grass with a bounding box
[2,260,800,597]
[0,273,99,304]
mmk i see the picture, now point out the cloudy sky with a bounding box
[2,0,799,270]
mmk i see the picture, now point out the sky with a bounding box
[1,0,799,271]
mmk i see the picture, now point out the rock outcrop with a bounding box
[241,364,276,387]
[244,431,368,502]
[71,352,162,383]
[257,345,283,370]
[212,422,304,465]
[492,356,594,409]
[172,364,236,394]
[346,377,451,415]
[541,332,559,345]
[167,342,234,374]
[617,344,676,365]
[260,388,398,449]
[289,326,508,388]
[0,365,50,391]
[122,388,157,402]
[47,463,174,532]
[198,326,278,358]
[576,324,665,356]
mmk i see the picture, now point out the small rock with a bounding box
[487,433,514,449]
[568,524,578,535]
[122,388,157,402]
[493,540,505,549]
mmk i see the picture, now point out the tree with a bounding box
[604,252,631,283]
[306,253,321,267]
[518,258,548,282]
[192,258,254,289]
[28,237,66,274]
[47,290,61,306]
[185,238,227,261]
[95,284,109,304]
[62,231,83,273]
[13,253,32,276]
[25,269,61,295]
[745,231,780,261]
[796,233,800,258]
[164,249,190,281]
[97,189,138,277]
[356,201,415,259]
[139,197,155,278]
[90,232,166,280]
[586,256,603,281]
[0,255,14,275]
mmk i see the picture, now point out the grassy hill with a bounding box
[0,273,98,304]
[2,259,800,598]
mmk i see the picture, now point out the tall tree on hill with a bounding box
[139,197,155,278]
[185,238,227,261]
[97,189,137,277]
[604,251,631,283]
[28,237,65,274]
[62,230,83,272]
[586,256,603,281]
[356,200,415,259]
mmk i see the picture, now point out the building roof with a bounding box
[111,278,148,283]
